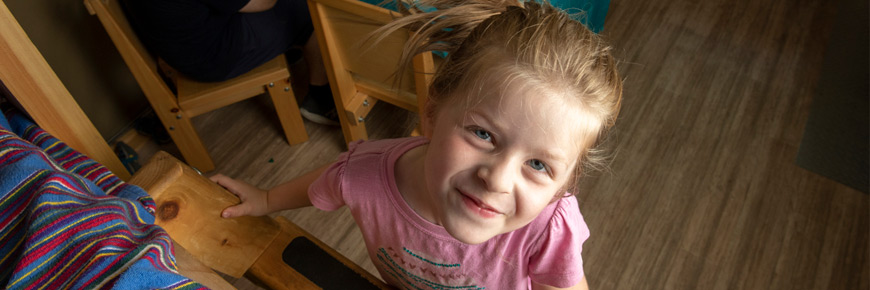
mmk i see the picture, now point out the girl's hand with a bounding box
[209,174,271,218]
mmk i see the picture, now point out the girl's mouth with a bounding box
[459,191,502,218]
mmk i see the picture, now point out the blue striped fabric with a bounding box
[0,111,206,289]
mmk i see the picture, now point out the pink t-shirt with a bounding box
[309,137,590,289]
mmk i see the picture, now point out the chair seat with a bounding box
[85,0,309,172]
[178,55,291,118]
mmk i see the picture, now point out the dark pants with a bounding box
[192,0,313,82]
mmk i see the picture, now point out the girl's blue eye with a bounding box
[473,129,492,141]
[528,159,547,172]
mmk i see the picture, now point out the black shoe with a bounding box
[134,111,172,145]
[300,95,340,126]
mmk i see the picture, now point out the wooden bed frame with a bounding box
[0,2,388,289]
[0,0,129,180]
[0,2,234,287]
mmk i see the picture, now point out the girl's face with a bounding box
[422,80,600,244]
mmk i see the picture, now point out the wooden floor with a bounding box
[137,0,868,289]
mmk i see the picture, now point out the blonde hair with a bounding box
[376,0,622,193]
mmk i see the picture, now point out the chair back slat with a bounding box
[314,0,428,105]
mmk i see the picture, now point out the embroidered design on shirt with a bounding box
[403,247,460,268]
[377,247,484,290]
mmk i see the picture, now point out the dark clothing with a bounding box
[124,0,313,82]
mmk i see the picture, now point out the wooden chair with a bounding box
[84,0,309,172]
[307,0,437,144]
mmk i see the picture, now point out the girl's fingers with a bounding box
[221,204,244,218]
[210,174,246,198]
[209,173,229,185]
[209,174,266,217]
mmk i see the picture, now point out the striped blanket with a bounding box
[0,111,206,289]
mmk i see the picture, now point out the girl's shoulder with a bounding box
[550,196,587,232]
[345,136,429,158]
[525,196,590,288]
[523,195,589,247]
[336,136,429,182]
[530,195,585,229]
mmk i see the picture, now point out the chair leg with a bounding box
[337,92,373,144]
[337,110,368,145]
[267,78,309,145]
[155,108,215,172]
[410,125,423,137]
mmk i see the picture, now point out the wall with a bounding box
[6,0,148,141]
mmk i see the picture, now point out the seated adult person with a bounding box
[124,0,338,125]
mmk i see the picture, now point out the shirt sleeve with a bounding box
[528,197,590,288]
[307,140,363,211]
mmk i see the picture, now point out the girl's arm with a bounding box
[210,164,330,218]
[532,277,589,290]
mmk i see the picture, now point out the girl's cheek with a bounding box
[429,131,466,176]
[446,133,478,163]
[517,191,552,219]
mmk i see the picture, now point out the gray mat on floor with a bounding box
[795,0,868,193]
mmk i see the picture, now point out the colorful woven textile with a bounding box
[0,111,206,289]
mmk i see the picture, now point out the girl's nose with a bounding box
[476,159,514,194]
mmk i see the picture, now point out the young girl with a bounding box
[211,0,622,288]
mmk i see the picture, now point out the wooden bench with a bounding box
[131,152,390,289]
